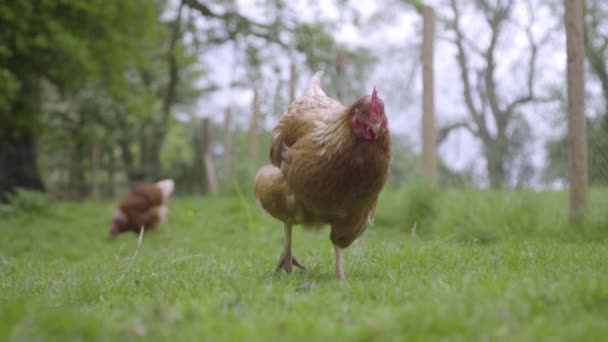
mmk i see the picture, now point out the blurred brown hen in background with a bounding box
[254,71,391,280]
[108,179,174,238]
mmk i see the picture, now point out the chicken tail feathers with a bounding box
[303,71,327,98]
[155,179,175,202]
[255,165,303,224]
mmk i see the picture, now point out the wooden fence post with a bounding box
[565,0,587,222]
[202,118,218,195]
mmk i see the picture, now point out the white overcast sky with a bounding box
[173,0,604,187]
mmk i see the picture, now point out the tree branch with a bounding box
[437,121,477,145]
[584,26,608,114]
[162,0,184,129]
[449,0,488,138]
[183,0,287,48]
[475,69,489,117]
[480,0,512,131]
[503,1,556,119]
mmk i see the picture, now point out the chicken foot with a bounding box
[275,223,306,273]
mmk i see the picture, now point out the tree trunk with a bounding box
[119,139,141,186]
[565,0,587,222]
[68,131,86,200]
[0,75,44,201]
[136,2,183,183]
[486,154,505,189]
[484,139,507,189]
[138,122,163,182]
[107,146,116,198]
[289,63,298,103]
[249,87,260,165]
[146,139,163,181]
[139,124,147,171]
[222,107,233,183]
[421,6,437,183]
[0,128,45,201]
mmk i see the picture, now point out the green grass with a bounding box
[1,188,608,341]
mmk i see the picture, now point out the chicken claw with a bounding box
[275,254,306,273]
[275,223,306,274]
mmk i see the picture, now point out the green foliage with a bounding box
[544,0,608,187]
[293,23,377,100]
[544,117,608,186]
[161,121,195,172]
[0,0,160,94]
[294,24,338,72]
[543,134,568,185]
[4,188,52,215]
[402,181,441,232]
[377,187,608,243]
[27,0,211,198]
[0,69,18,113]
[588,117,608,186]
[1,0,383,199]
[2,192,608,340]
[430,190,542,243]
[386,137,422,187]
[402,0,425,13]
[226,129,271,197]
[0,0,171,197]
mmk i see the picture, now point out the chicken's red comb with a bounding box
[370,86,381,120]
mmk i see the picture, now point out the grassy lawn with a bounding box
[1,188,608,341]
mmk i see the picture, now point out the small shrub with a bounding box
[374,189,405,227]
[577,189,608,239]
[403,181,441,233]
[6,188,53,214]
[431,190,544,243]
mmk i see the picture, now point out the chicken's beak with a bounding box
[370,122,381,137]
[109,225,120,239]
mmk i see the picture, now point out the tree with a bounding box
[443,0,553,188]
[37,0,207,197]
[293,23,377,101]
[141,0,185,181]
[0,0,162,200]
[2,0,379,199]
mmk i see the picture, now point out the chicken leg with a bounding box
[276,223,306,273]
[335,246,345,280]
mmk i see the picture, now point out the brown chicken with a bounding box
[108,179,174,238]
[254,71,391,280]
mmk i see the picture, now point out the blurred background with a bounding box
[0,0,605,202]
